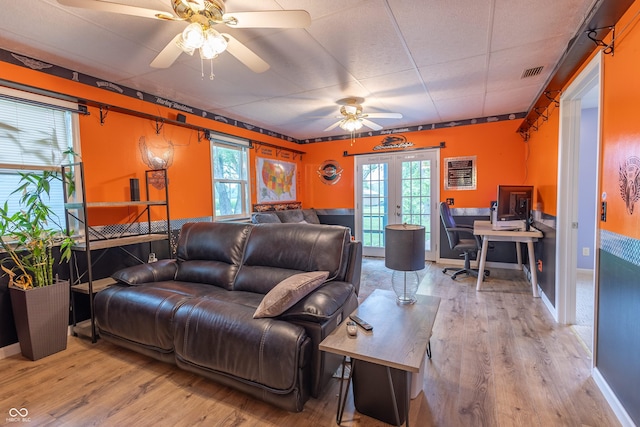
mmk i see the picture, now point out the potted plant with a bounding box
[0,170,74,360]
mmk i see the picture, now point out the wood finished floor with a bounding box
[0,259,620,426]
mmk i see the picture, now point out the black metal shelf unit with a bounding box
[62,162,170,342]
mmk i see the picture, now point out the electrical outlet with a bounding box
[446,198,454,205]
[582,247,590,256]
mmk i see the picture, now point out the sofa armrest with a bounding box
[279,281,355,323]
[111,259,178,285]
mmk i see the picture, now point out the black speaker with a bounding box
[176,113,186,123]
[130,178,140,201]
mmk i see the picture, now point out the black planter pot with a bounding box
[9,280,69,361]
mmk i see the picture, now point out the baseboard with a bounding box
[593,367,636,427]
[539,286,557,321]
[0,343,21,360]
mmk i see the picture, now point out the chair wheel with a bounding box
[484,270,490,277]
[442,268,447,274]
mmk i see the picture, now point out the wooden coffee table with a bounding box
[319,289,440,426]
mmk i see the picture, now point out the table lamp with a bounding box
[385,224,425,304]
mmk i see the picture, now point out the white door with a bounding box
[355,150,439,260]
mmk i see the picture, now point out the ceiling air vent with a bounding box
[521,66,544,79]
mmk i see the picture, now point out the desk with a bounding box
[473,220,543,297]
[319,289,440,426]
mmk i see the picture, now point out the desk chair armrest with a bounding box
[447,226,474,235]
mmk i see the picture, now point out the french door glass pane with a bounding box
[400,159,432,250]
[361,162,388,248]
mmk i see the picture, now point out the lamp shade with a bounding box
[385,224,425,271]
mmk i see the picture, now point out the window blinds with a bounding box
[0,88,73,170]
[0,86,75,225]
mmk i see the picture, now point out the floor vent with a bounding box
[521,66,544,79]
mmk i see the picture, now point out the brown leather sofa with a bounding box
[94,221,362,412]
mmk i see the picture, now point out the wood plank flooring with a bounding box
[0,259,620,426]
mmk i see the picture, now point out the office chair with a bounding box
[439,202,489,280]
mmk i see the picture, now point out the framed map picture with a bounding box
[257,158,297,203]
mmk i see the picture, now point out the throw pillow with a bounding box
[302,209,321,224]
[253,271,329,318]
[252,212,281,224]
[275,209,304,223]
[302,209,320,224]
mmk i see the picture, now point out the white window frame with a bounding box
[210,133,250,221]
[0,85,81,237]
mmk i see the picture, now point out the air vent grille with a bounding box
[521,66,544,79]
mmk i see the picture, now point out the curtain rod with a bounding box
[343,141,445,157]
[250,140,306,157]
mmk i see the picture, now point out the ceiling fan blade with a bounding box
[222,34,270,73]
[361,118,383,131]
[223,11,311,28]
[57,0,178,20]
[365,112,403,119]
[324,121,343,132]
[150,34,184,68]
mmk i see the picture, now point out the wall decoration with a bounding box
[253,202,302,212]
[372,134,414,151]
[317,160,343,185]
[257,158,297,203]
[139,136,174,189]
[619,156,640,215]
[444,156,477,190]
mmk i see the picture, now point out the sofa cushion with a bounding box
[301,209,321,224]
[234,223,349,294]
[174,298,309,392]
[175,222,251,290]
[251,212,281,224]
[253,271,329,318]
[275,209,304,223]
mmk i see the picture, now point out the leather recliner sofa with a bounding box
[94,221,362,412]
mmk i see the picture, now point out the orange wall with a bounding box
[301,120,526,209]
[599,0,640,239]
[525,105,560,215]
[524,0,640,238]
[1,58,526,223]
[0,61,302,224]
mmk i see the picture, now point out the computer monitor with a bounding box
[496,185,533,229]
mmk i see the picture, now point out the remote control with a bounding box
[349,314,373,331]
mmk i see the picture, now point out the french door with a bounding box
[355,150,439,260]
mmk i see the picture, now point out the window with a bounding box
[0,86,79,234]
[210,133,250,220]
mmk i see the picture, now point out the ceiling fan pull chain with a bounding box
[209,58,215,80]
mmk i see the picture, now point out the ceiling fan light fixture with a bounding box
[181,22,205,50]
[200,28,227,58]
[175,35,196,55]
[340,117,363,132]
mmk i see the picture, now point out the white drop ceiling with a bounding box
[0,0,598,141]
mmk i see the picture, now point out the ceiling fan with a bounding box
[324,98,403,133]
[57,0,311,75]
